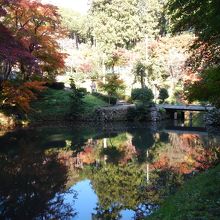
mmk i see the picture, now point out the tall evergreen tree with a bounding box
[89,0,165,53]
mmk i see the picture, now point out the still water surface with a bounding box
[0,121,219,219]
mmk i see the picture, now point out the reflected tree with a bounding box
[131,128,155,163]
[149,132,220,174]
[101,145,124,164]
[149,169,184,204]
[100,133,137,164]
[0,147,76,220]
[92,204,122,220]
[90,163,157,219]
[1,125,220,220]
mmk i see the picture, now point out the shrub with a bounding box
[78,88,88,96]
[158,88,169,104]
[131,88,154,105]
[127,104,151,121]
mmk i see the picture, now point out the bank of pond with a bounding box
[0,121,219,219]
[1,87,214,131]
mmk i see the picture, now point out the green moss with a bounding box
[29,88,108,122]
[148,164,220,220]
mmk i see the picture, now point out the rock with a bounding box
[93,105,167,122]
[204,109,220,126]
[150,106,161,122]
[94,105,136,121]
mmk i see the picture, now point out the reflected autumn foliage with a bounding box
[150,133,220,174]
[78,146,96,165]
[0,123,220,219]
[101,134,137,164]
[59,134,137,168]
[0,146,76,220]
[53,128,220,178]
[57,140,97,169]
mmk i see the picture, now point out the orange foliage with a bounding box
[183,40,220,91]
[2,81,46,112]
[151,133,220,174]
[2,0,67,78]
[118,142,137,164]
[78,147,96,165]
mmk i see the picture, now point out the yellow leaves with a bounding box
[2,81,46,112]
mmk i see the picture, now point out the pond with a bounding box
[0,120,220,220]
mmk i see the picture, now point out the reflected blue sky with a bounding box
[69,180,98,220]
[66,180,135,220]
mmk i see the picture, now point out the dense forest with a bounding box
[0,0,220,116]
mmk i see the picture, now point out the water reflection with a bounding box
[0,143,76,219]
[0,121,219,219]
[90,163,157,219]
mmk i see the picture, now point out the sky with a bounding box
[42,0,89,14]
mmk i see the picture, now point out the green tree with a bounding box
[132,61,147,88]
[129,88,154,121]
[158,88,169,103]
[167,0,220,43]
[98,74,125,99]
[186,67,220,107]
[90,0,165,53]
[167,0,220,105]
[167,0,220,68]
[60,8,91,48]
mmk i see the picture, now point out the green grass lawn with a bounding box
[148,164,220,220]
[83,94,109,113]
[29,88,108,122]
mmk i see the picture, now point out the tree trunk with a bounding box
[2,61,12,80]
[20,63,27,81]
[141,75,145,88]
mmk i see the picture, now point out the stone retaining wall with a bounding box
[94,105,135,121]
[93,105,166,122]
[204,109,220,126]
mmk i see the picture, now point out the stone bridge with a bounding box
[157,104,214,120]
[157,104,214,112]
